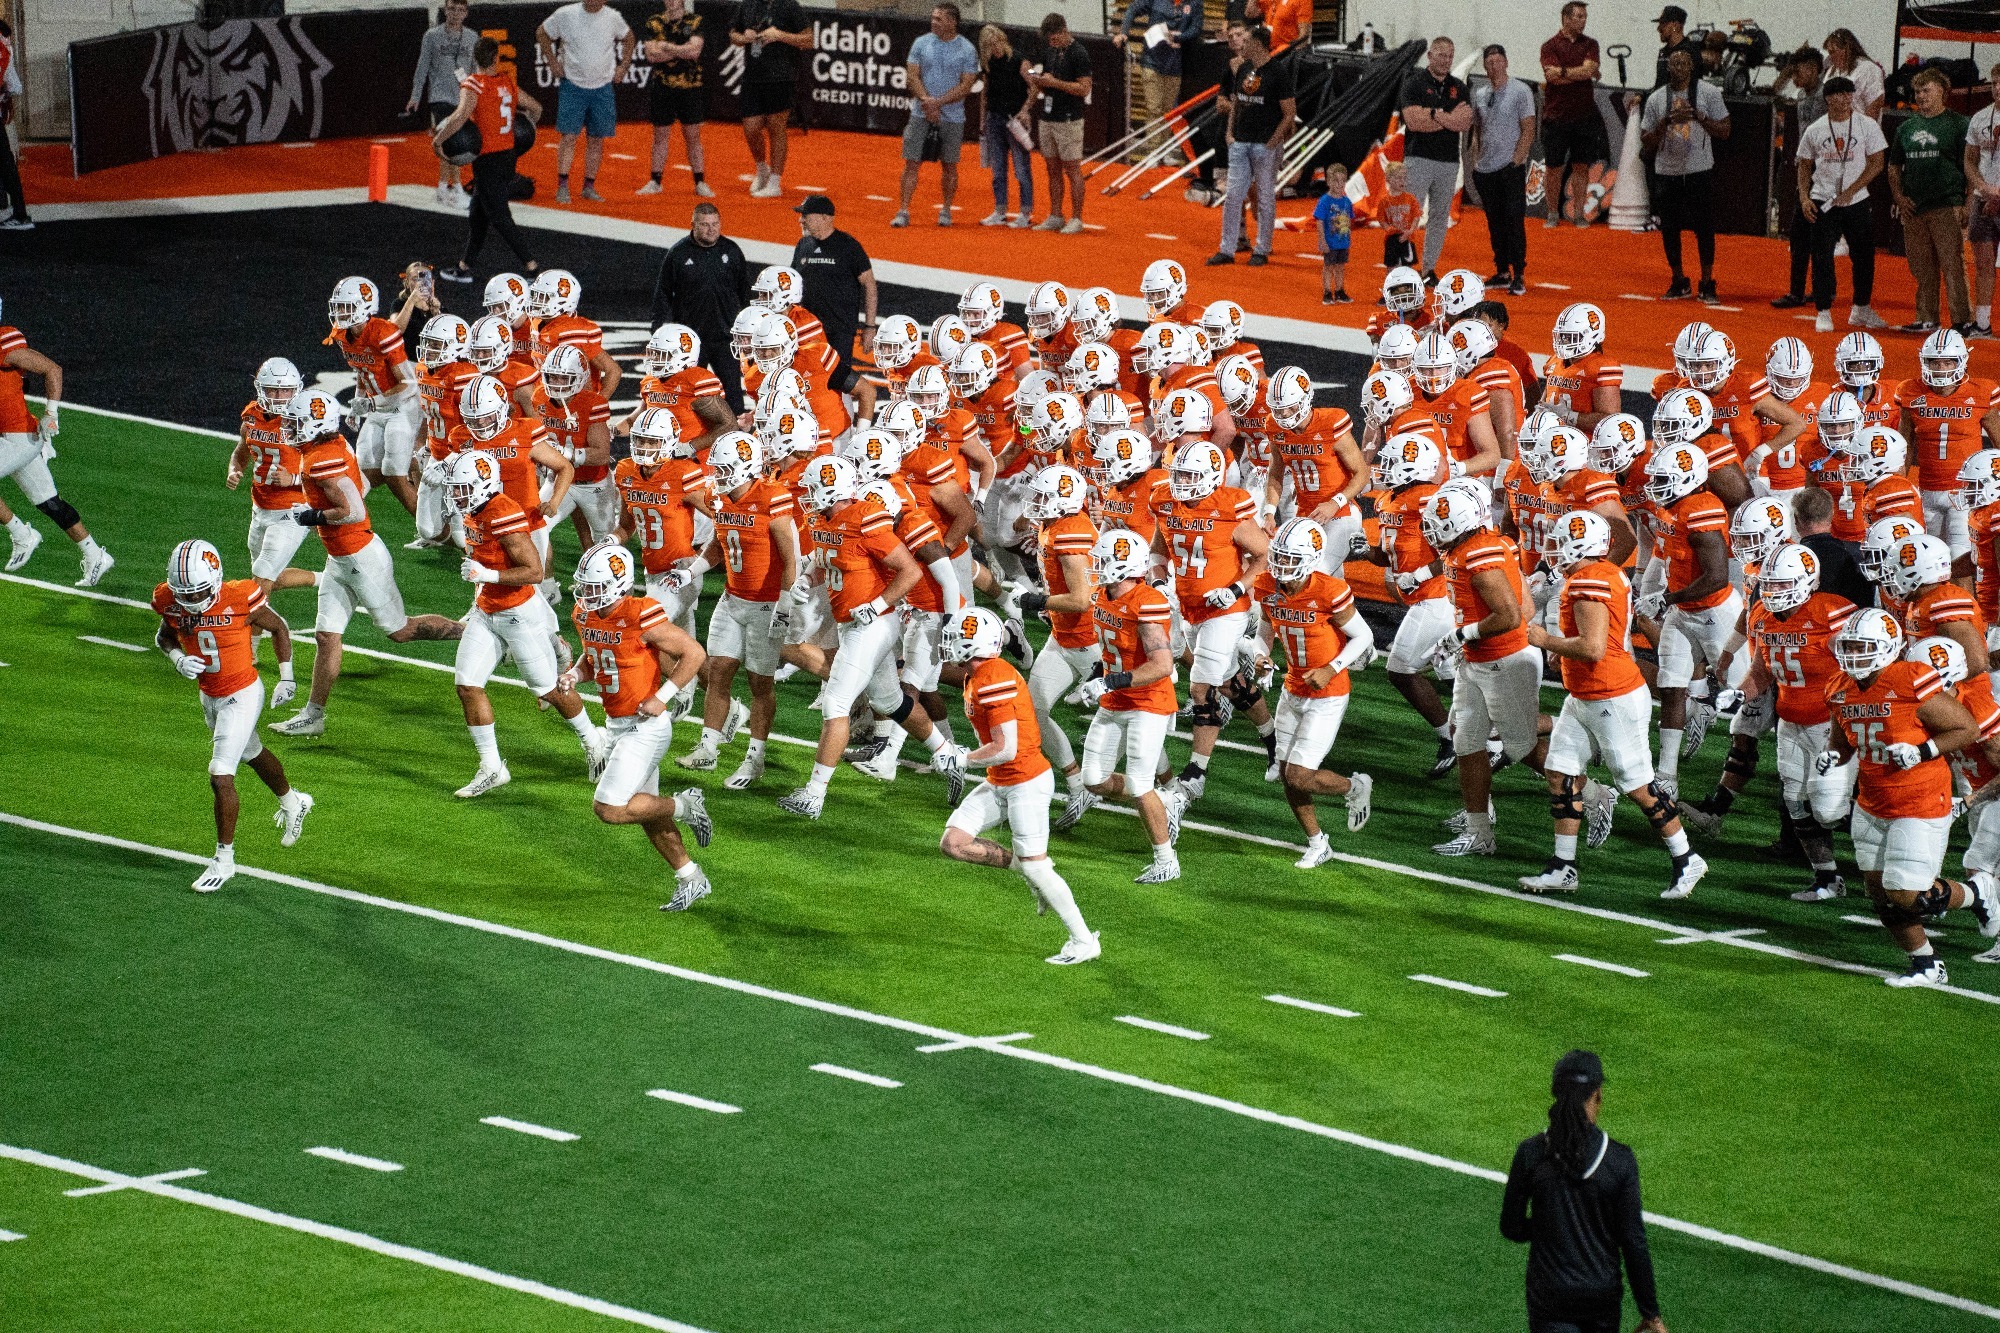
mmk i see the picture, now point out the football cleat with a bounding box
[1134,851,1182,884]
[1973,941,2000,964]
[1584,783,1617,849]
[76,546,115,588]
[1791,876,1846,902]
[1681,699,1717,757]
[778,787,825,819]
[1345,772,1373,832]
[853,749,901,783]
[1264,759,1281,782]
[933,745,968,805]
[1519,860,1580,894]
[454,763,511,799]
[677,740,720,771]
[724,753,765,791]
[1161,787,1189,845]
[1971,870,2000,937]
[1677,801,1722,839]
[1443,804,1500,834]
[4,524,41,572]
[844,732,892,764]
[1652,776,1678,803]
[274,790,314,848]
[1002,617,1035,671]
[674,788,713,848]
[1053,786,1097,832]
[719,697,751,745]
[1885,955,1949,988]
[1427,738,1458,779]
[191,852,236,894]
[269,710,326,737]
[772,662,799,683]
[1174,768,1208,803]
[1432,828,1497,857]
[1660,853,1710,900]
[660,866,713,912]
[1047,931,1102,965]
[1294,834,1335,870]
[583,731,609,782]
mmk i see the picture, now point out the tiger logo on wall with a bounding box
[143,19,334,157]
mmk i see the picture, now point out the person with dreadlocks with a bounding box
[1500,1050,1666,1333]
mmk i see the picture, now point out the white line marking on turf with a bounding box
[6,819,1996,1320]
[916,1032,1033,1053]
[77,635,148,653]
[0,1228,21,1241]
[64,1167,206,1196]
[2,1145,716,1331]
[1145,232,1179,240]
[479,1116,579,1142]
[1114,1015,1212,1040]
[305,1146,403,1173]
[1535,281,1572,289]
[1617,293,1654,301]
[1841,914,1944,937]
[811,1063,903,1088]
[1554,954,1649,978]
[1265,994,1361,1018]
[645,1089,743,1114]
[1656,927,1768,946]
[1409,974,1507,998]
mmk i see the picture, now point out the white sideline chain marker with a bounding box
[1115,1015,1212,1040]
[1,1144,715,1332]
[645,1089,742,1115]
[77,635,149,653]
[1553,954,1650,979]
[64,1166,206,1196]
[1265,994,1361,1018]
[4,816,1998,1322]
[305,1146,403,1173]
[1409,974,1507,999]
[479,1116,579,1143]
[811,1063,902,1088]
[916,1032,1033,1053]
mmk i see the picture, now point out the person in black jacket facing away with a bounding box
[652,201,754,411]
[1501,1050,1667,1333]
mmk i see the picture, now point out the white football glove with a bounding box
[1078,676,1111,706]
[349,394,374,422]
[556,665,581,693]
[1526,569,1552,602]
[1393,565,1433,596]
[663,567,697,594]
[174,653,208,680]
[850,597,885,627]
[1635,589,1666,621]
[771,595,794,634]
[35,405,57,442]
[666,690,695,723]
[1814,749,1847,777]
[1714,688,1745,715]
[271,679,297,709]
[1883,741,1927,771]
[1430,633,1464,673]
[461,558,499,584]
[1203,582,1241,610]
[790,572,818,602]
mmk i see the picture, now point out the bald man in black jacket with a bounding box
[652,201,753,411]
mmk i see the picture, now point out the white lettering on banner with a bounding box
[807,18,909,102]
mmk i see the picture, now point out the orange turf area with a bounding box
[21,126,1991,378]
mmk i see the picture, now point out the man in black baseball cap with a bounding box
[1501,1051,1667,1333]
[789,195,878,403]
[1654,7,1699,88]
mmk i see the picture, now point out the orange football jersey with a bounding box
[449,421,551,529]
[713,476,798,603]
[1971,501,2000,622]
[881,480,948,613]
[534,313,606,383]
[808,499,903,622]
[1418,379,1493,464]
[903,439,970,557]
[239,403,304,511]
[332,318,408,399]
[1472,357,1526,431]
[152,578,266,698]
[419,360,479,462]
[540,391,612,485]
[1894,376,1999,491]
[1656,490,1731,612]
[1827,661,1954,819]
[638,366,727,454]
[1106,326,1147,400]
[1154,364,1228,427]
[1539,350,1622,423]
[573,593,669,717]
[976,322,1034,376]
[1091,581,1178,715]
[1153,485,1258,622]
[1557,559,1645,700]
[1268,406,1358,517]
[1501,458,1560,575]
[462,493,537,612]
[1038,511,1099,649]
[883,347,940,401]
[964,655,1050,785]
[613,456,708,574]
[1443,529,1529,662]
[1377,482,1445,603]
[963,378,1021,464]
[1860,475,1922,528]
[1254,568,1356,699]
[299,437,374,557]
[1097,469,1166,543]
[1749,593,1854,725]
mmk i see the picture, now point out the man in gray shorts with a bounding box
[893,3,980,228]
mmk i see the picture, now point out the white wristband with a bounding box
[652,680,681,707]
[868,596,890,617]
[278,661,295,682]
[165,647,187,666]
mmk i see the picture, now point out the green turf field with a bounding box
[4,405,1998,1330]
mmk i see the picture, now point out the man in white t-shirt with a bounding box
[1795,76,1887,333]
[538,0,634,204]
[1963,62,2000,336]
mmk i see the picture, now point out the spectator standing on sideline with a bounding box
[1965,64,2000,337]
[1540,3,1603,229]
[1641,48,1728,303]
[1396,36,1472,281]
[637,0,710,198]
[1378,161,1419,270]
[792,196,879,398]
[0,21,29,230]
[1794,77,1886,333]
[978,25,1034,226]
[538,0,633,205]
[1121,0,1203,162]
[1501,1051,1667,1333]
[730,0,813,199]
[1770,47,1828,311]
[1650,6,1699,88]
[653,202,753,411]
[1824,28,1886,121]
[1245,0,1311,51]
[1889,68,1973,335]
[407,0,476,208]
[1315,163,1354,302]
[1470,44,1535,295]
[434,37,542,284]
[1206,26,1295,267]
[893,4,981,229]
[1027,14,1094,234]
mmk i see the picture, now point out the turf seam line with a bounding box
[479,1116,580,1143]
[305,1146,403,1172]
[1113,1015,1212,1040]
[810,1062,904,1088]
[9,813,2000,1321]
[1409,974,1508,998]
[0,1143,718,1332]
[1552,954,1651,978]
[645,1089,744,1114]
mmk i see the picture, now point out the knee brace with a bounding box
[1549,777,1584,824]
[887,692,917,725]
[1223,669,1263,712]
[36,496,80,530]
[1723,743,1759,781]
[1190,697,1226,729]
[1643,782,1679,832]
[1876,897,1926,929]
[1913,880,1957,918]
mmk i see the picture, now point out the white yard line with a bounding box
[1264,994,1361,1018]
[1553,954,1650,979]
[77,635,149,652]
[810,1063,903,1088]
[0,1228,22,1241]
[64,1166,206,1196]
[644,1089,743,1114]
[915,1032,1033,1053]
[479,1116,580,1143]
[1408,974,1507,998]
[1114,1015,1211,1040]
[0,1144,716,1331]
[305,1146,403,1173]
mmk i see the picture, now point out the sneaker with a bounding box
[677,740,719,771]
[192,853,236,894]
[752,163,771,193]
[979,211,1006,226]
[437,263,475,284]
[1507,277,1526,297]
[1848,306,1887,329]
[1970,870,2000,937]
[0,215,34,232]
[1483,271,1510,286]
[1294,834,1334,869]
[1161,787,1189,845]
[1001,617,1035,671]
[1815,309,1835,333]
[853,749,901,783]
[694,181,716,199]
[435,183,452,205]
[1677,802,1722,839]
[778,787,824,819]
[1054,785,1097,832]
[724,753,764,790]
[269,710,325,737]
[4,524,41,571]
[1791,875,1846,902]
[77,547,115,588]
[1432,828,1496,857]
[1900,319,1939,334]
[1205,252,1236,266]
[1770,293,1807,309]
[1264,759,1281,782]
[1696,279,1720,305]
[555,183,571,204]
[1519,860,1580,893]
[932,745,968,805]
[719,696,751,745]
[1134,851,1181,884]
[1323,292,1335,305]
[1660,853,1710,900]
[274,790,314,847]
[750,179,784,199]
[1681,699,1717,757]
[1336,290,1355,303]
[1427,738,1458,779]
[675,787,713,848]
[454,763,511,798]
[938,208,954,227]
[1247,253,1268,267]
[1009,213,1032,228]
[636,179,663,195]
[1047,931,1101,965]
[1584,783,1617,849]
[661,867,712,912]
[1972,324,1996,340]
[1958,321,1983,338]
[1885,955,1949,988]
[1345,772,1373,832]
[1035,216,1063,232]
[891,210,910,228]
[1662,276,1693,300]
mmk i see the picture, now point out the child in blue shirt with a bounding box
[1314,165,1354,304]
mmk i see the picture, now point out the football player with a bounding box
[411,314,479,548]
[1363,431,1457,776]
[482,272,535,361]
[1539,302,1621,434]
[0,312,113,584]
[1833,331,1900,432]
[940,606,1100,965]
[1410,332,1502,478]
[1886,534,1993,718]
[1139,259,1194,326]
[1667,327,1805,468]
[630,323,733,458]
[1199,299,1261,374]
[1739,336,1825,509]
[1642,443,1740,796]
[1367,265,1439,342]
[269,389,463,737]
[1845,426,1922,534]
[1895,328,2000,570]
[1019,464,1101,828]
[539,343,617,547]
[1957,450,2000,630]
[1075,284,1147,401]
[1449,317,1524,463]
[566,541,714,912]
[958,281,1033,375]
[230,357,314,592]
[451,375,574,605]
[611,409,712,634]
[530,268,622,399]
[1263,367,1367,564]
[326,275,422,516]
[1256,517,1375,868]
[155,540,313,893]
[872,315,934,403]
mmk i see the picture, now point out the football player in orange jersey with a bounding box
[1523,512,1706,898]
[529,268,622,399]
[444,449,606,798]
[1641,443,1741,795]
[156,540,314,893]
[0,316,112,585]
[1886,534,1993,708]
[1652,386,1753,512]
[1914,634,2000,966]
[539,344,618,546]
[751,264,846,393]
[1088,426,1167,542]
[1360,431,1459,776]
[1365,266,1440,344]
[1895,328,2000,570]
[325,275,423,518]
[1142,323,1237,455]
[1957,449,2000,626]
[1448,317,1524,462]
[1539,302,1621,434]
[1023,281,1080,373]
[1546,419,1637,562]
[749,308,852,441]
[1075,284,1147,401]
[629,323,734,458]
[270,389,463,738]
[1140,259,1194,326]
[1263,366,1367,562]
[1425,479,1546,856]
[1021,464,1107,825]
[1256,517,1376,868]
[566,541,716,913]
[1078,527,1189,882]
[230,357,314,591]
[1199,300,1261,374]
[1740,336,1825,510]
[1410,333,1502,478]
[466,313,541,419]
[952,340,1030,582]
[674,431,797,787]
[939,606,1101,965]
[1152,439,1272,800]
[1500,418,1562,590]
[452,375,575,604]
[482,273,536,362]
[907,360,996,511]
[1841,426,1921,533]
[1665,327,1806,472]
[1813,609,1999,987]
[958,281,1034,375]
[611,408,712,633]
[1213,355,1277,517]
[885,393,982,607]
[411,314,480,549]
[1832,331,1901,434]
[872,315,933,404]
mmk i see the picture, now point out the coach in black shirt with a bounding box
[1792,485,1873,607]
[1652,7,1702,89]
[1397,36,1473,279]
[790,194,877,391]
[652,200,754,410]
[1501,1050,1666,1333]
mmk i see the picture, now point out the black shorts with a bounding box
[427,101,459,128]
[1541,116,1607,169]
[743,80,794,118]
[649,84,707,126]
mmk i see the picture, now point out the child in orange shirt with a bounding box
[1377,160,1419,270]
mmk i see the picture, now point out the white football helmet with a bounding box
[929,313,973,367]
[1154,387,1213,443]
[1382,265,1426,313]
[542,343,589,400]
[949,343,1003,400]
[483,272,530,324]
[1090,428,1153,486]
[284,387,344,445]
[756,401,817,460]
[1921,326,1971,389]
[1411,332,1459,395]
[1027,463,1089,522]
[1421,482,1489,550]
[327,275,379,330]
[572,540,635,612]
[1085,392,1137,445]
[1267,365,1315,431]
[1268,516,1328,584]
[1025,280,1073,338]
[1758,543,1820,614]
[629,407,685,464]
[1436,269,1485,319]
[445,448,505,515]
[1186,326,1216,368]
[1909,634,1970,687]
[457,375,510,441]
[1033,391,1086,451]
[1729,496,1794,564]
[1359,369,1414,429]
[1092,526,1152,584]
[1834,332,1885,389]
[1199,299,1246,351]
[1073,286,1121,343]
[879,398,928,453]
[1832,607,1904,677]
[942,605,1008,663]
[1816,389,1863,453]
[1521,405,1565,456]
[529,268,581,319]
[414,317,471,370]
[1885,533,1954,599]
[1169,439,1227,501]
[1766,337,1813,401]
[1215,355,1262,415]
[838,427,903,482]
[874,315,921,371]
[1670,321,1717,382]
[1957,449,2000,510]
[643,323,701,378]
[802,454,859,512]
[1548,509,1612,573]
[1653,388,1713,447]
[857,478,902,517]
[1683,329,1736,393]
[1859,515,1923,581]
[1065,341,1121,394]
[1840,425,1908,484]
[1588,413,1647,476]
[1140,259,1188,319]
[1643,443,1710,505]
[1131,322,1176,377]
[1552,301,1606,361]
[958,281,1004,335]
[752,264,802,310]
[167,538,225,613]
[748,309,798,373]
[1532,426,1590,484]
[906,363,952,417]
[253,356,304,413]
[1374,323,1419,374]
[1014,368,1061,423]
[729,306,767,361]
[1446,318,1497,374]
[1373,431,1443,490]
[708,430,764,492]
[466,315,512,373]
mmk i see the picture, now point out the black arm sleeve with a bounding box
[1500,1138,1536,1244]
[1613,1150,1660,1320]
